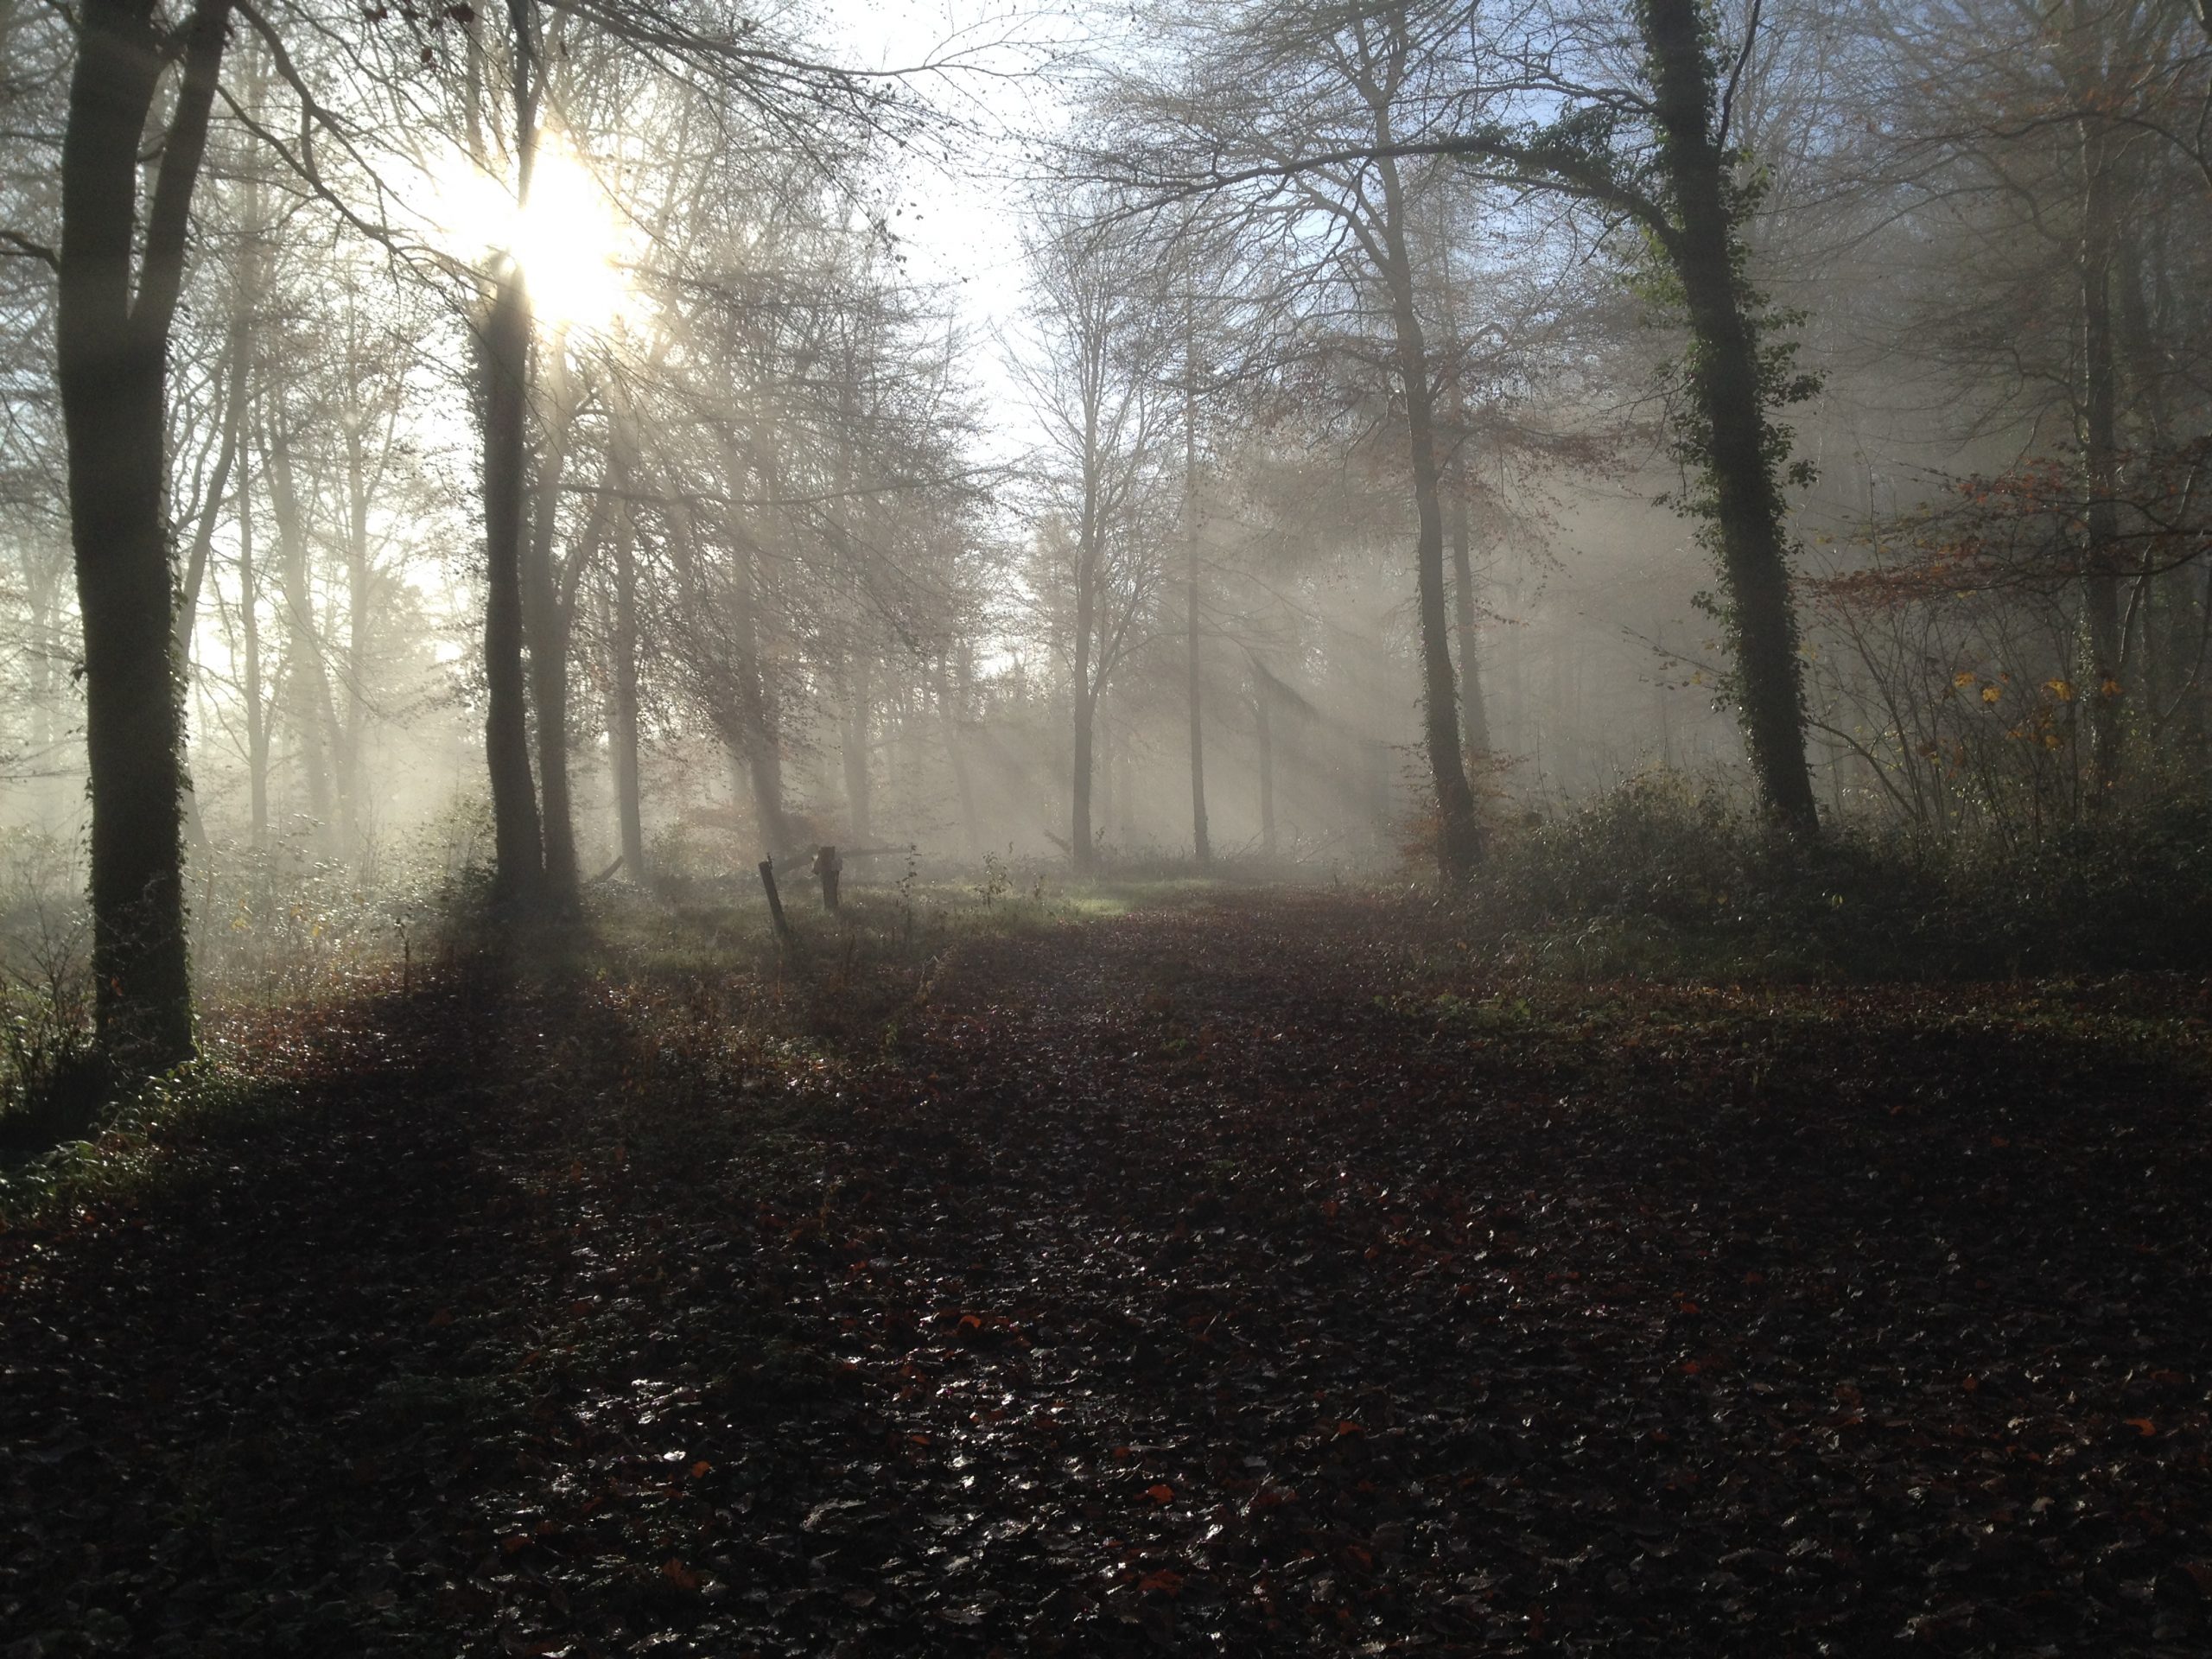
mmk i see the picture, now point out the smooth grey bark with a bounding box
[736,441,790,857]
[175,311,247,665]
[1338,23,1482,880]
[1071,470,1101,874]
[236,467,270,852]
[1183,308,1210,868]
[258,413,341,852]
[336,319,397,861]
[844,652,874,846]
[604,435,645,880]
[1449,489,1491,760]
[1373,143,1483,880]
[941,646,980,860]
[1254,670,1277,857]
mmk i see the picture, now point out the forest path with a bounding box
[4,891,2212,1656]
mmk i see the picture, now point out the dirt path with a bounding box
[4,893,2211,1656]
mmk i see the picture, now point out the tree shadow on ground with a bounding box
[3,900,2211,1657]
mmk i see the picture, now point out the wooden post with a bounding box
[758,858,795,949]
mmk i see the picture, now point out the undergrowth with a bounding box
[1463,771,2212,981]
[0,859,1157,1211]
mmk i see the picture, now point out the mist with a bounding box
[4,6,2211,1652]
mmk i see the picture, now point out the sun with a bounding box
[422,132,639,335]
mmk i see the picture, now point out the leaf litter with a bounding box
[3,890,2210,1656]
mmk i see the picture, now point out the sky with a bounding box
[815,1,1083,452]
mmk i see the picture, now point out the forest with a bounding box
[3,1,2211,1654]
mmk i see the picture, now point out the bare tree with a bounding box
[1014,206,1175,873]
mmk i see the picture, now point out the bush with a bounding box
[0,830,101,1155]
[1464,771,2212,981]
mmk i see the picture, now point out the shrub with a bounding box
[1464,771,2212,981]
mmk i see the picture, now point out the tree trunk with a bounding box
[175,312,247,664]
[1374,148,1482,881]
[2078,124,2126,805]
[261,417,340,853]
[1255,670,1277,858]
[338,384,378,861]
[479,266,543,906]
[58,0,232,1069]
[941,647,980,860]
[606,449,645,880]
[1450,488,1491,761]
[1096,705,1116,846]
[1641,0,1820,836]
[727,434,789,855]
[1071,490,1100,874]
[523,338,578,909]
[844,651,874,845]
[238,469,269,851]
[1185,308,1211,869]
[1072,686,1097,872]
[24,553,59,753]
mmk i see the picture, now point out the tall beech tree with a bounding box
[56,0,234,1067]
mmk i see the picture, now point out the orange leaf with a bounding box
[2126,1416,2156,1437]
[1137,1569,1184,1596]
[1144,1483,1176,1504]
[662,1558,699,1591]
[689,1460,712,1478]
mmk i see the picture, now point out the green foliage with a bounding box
[0,988,105,1160]
[1641,175,1822,516]
[1634,156,1821,721]
[1464,772,2212,981]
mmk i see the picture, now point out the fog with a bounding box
[3,0,2208,1041]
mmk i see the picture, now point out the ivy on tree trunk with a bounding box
[58,0,235,1070]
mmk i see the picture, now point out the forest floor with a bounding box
[3,887,2212,1657]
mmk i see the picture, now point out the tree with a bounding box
[1630,0,1823,834]
[53,0,234,1067]
[1014,207,1174,874]
[1837,0,2212,806]
[1095,0,1827,838]
[1089,0,1494,878]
